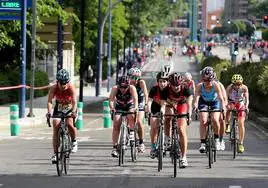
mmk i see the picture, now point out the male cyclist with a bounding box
[163,73,192,168]
[194,67,226,152]
[109,76,138,158]
[148,71,169,158]
[47,69,78,163]
[225,74,249,153]
[128,67,148,153]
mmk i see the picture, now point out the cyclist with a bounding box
[148,71,169,158]
[163,73,192,168]
[214,73,228,150]
[182,72,195,123]
[128,67,148,153]
[225,74,249,153]
[109,76,138,158]
[194,67,226,153]
[47,69,78,163]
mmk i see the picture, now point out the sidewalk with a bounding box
[0,83,110,130]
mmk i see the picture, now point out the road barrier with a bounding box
[76,102,83,130]
[10,104,20,136]
[103,101,112,128]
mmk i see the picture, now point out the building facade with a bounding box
[224,0,249,19]
[207,9,224,30]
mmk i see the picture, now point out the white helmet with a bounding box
[183,72,192,81]
[162,65,172,76]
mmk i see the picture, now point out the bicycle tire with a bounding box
[233,120,237,159]
[157,125,163,172]
[172,127,179,178]
[56,129,64,176]
[119,122,126,166]
[64,134,71,175]
[208,124,213,169]
[131,127,137,162]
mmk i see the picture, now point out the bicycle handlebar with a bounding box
[47,109,73,127]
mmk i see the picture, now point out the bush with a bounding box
[0,69,49,104]
[200,56,232,80]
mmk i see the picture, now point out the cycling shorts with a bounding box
[228,102,246,118]
[115,102,135,113]
[198,97,221,112]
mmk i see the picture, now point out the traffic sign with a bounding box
[0,0,32,20]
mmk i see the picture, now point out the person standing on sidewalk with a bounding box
[47,69,78,163]
[128,67,149,153]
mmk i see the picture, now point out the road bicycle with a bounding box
[112,111,137,166]
[47,109,74,176]
[229,108,248,159]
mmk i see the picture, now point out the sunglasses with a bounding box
[120,85,128,89]
[235,82,242,86]
[130,76,139,80]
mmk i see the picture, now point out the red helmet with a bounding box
[169,73,183,86]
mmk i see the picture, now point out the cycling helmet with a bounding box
[169,72,183,86]
[56,69,70,84]
[201,66,215,81]
[117,76,130,86]
[231,74,243,84]
[162,65,172,75]
[128,67,141,77]
[183,72,192,81]
[156,71,169,81]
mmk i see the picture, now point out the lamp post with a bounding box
[79,0,85,102]
[96,0,124,96]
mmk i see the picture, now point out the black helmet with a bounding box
[117,76,130,86]
[169,72,183,86]
[56,69,70,84]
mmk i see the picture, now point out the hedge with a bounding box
[0,69,49,104]
[200,56,232,80]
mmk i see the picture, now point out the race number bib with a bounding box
[58,103,72,113]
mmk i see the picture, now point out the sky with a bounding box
[207,0,225,11]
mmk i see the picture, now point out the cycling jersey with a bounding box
[115,87,134,112]
[201,82,217,102]
[185,80,195,95]
[149,85,168,115]
[53,83,74,114]
[166,85,191,114]
[228,84,245,103]
[135,79,145,111]
[198,82,220,111]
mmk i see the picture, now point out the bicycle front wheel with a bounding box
[208,124,213,169]
[119,123,126,166]
[131,127,137,162]
[56,129,64,176]
[157,125,163,172]
[233,122,237,159]
[64,134,72,175]
[172,127,179,178]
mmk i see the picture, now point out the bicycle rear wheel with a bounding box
[157,125,163,172]
[56,129,64,176]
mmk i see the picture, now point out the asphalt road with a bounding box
[0,46,267,188]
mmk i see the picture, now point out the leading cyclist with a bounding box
[47,69,78,163]
[109,76,138,158]
[163,73,192,168]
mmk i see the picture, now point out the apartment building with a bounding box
[224,0,249,19]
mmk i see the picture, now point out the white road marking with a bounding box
[229,186,242,188]
[0,184,3,187]
[120,169,131,175]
